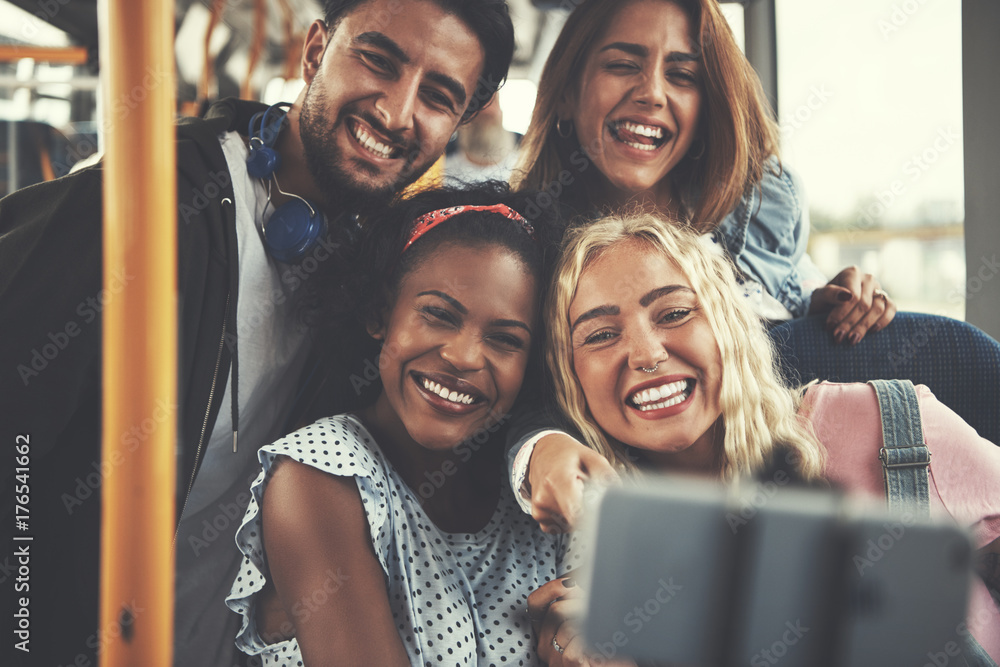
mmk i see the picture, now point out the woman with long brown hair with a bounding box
[512,0,891,327]
[506,0,912,532]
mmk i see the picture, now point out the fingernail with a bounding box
[849,332,860,345]
[833,329,845,343]
[563,577,576,588]
[838,292,852,302]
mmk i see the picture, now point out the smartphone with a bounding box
[582,477,973,667]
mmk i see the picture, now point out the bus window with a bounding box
[776,0,965,319]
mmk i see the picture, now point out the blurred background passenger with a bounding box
[446,97,520,184]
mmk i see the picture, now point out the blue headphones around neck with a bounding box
[246,102,327,264]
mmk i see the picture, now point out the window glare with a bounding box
[777,0,964,318]
[720,3,745,54]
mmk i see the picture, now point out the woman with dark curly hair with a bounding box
[225,183,581,666]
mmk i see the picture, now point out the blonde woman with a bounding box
[526,213,1000,667]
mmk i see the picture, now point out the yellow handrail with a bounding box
[276,0,302,81]
[199,0,227,102]
[242,0,268,99]
[0,45,88,64]
[98,0,177,664]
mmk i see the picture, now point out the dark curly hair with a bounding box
[304,180,565,408]
[319,0,514,121]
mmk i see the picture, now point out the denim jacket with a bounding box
[716,159,828,318]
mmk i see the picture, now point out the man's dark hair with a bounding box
[320,0,514,121]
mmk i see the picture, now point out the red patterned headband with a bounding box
[401,204,537,254]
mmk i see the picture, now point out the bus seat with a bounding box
[769,312,1000,446]
[0,120,77,197]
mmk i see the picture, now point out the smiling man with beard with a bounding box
[281,0,511,215]
[0,1,514,666]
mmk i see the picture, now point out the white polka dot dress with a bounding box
[226,414,574,666]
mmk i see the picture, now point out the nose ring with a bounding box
[640,363,659,373]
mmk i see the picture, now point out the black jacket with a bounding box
[0,98,298,666]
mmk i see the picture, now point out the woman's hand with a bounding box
[808,266,896,344]
[528,576,636,667]
[529,433,619,533]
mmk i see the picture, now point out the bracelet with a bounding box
[511,430,567,514]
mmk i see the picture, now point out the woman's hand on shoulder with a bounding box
[528,575,636,667]
[529,433,619,533]
[808,265,896,344]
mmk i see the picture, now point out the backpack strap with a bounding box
[868,379,932,518]
[869,381,997,666]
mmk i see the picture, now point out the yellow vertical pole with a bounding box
[98,0,176,664]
